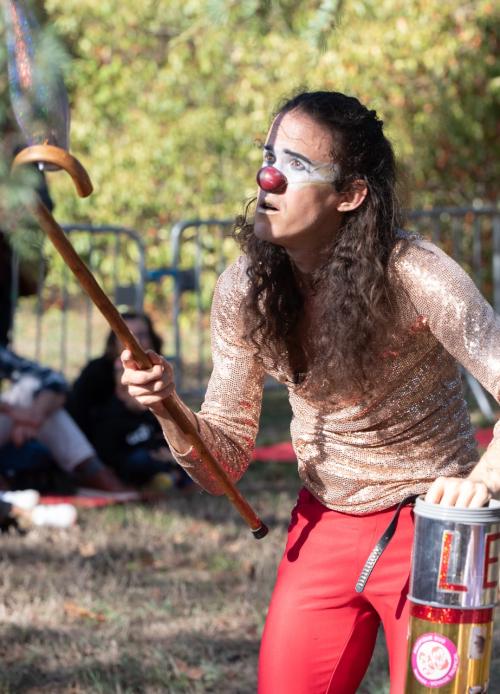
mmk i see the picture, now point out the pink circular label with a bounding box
[411,632,459,688]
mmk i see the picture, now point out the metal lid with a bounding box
[415,496,500,524]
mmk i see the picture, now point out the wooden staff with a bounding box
[13,144,268,539]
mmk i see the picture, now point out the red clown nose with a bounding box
[256,166,287,193]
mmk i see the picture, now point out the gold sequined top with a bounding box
[169,236,500,514]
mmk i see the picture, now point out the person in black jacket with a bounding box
[66,311,162,438]
[67,311,191,491]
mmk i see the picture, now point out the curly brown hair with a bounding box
[235,91,406,393]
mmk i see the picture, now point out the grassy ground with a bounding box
[0,389,499,693]
[0,467,391,694]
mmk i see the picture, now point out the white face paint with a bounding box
[262,144,335,187]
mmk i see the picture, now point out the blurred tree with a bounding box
[0,0,65,260]
[5,0,500,271]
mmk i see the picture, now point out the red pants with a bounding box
[258,488,414,694]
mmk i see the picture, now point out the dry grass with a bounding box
[0,466,389,694]
[0,460,499,693]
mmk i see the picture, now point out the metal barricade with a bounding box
[10,224,146,380]
[162,218,235,393]
[8,208,500,411]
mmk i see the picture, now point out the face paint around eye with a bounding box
[261,146,334,187]
[262,149,275,165]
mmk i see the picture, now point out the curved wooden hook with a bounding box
[13,145,93,198]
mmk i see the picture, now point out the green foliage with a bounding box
[3,1,500,272]
[0,1,69,261]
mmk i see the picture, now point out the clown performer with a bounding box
[121,91,500,693]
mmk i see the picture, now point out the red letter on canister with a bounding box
[437,530,467,592]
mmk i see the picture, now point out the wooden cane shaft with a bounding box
[33,201,267,536]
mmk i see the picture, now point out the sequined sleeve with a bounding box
[395,238,500,400]
[168,256,266,494]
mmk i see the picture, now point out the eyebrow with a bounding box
[263,144,314,167]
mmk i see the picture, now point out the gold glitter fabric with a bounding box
[169,236,500,514]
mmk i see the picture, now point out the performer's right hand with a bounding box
[120,349,176,418]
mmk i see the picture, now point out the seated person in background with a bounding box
[0,232,15,347]
[87,359,192,491]
[0,134,55,347]
[68,311,191,492]
[67,310,162,438]
[0,344,133,494]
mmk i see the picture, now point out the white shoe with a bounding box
[31,503,77,528]
[0,489,40,511]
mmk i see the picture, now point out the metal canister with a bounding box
[406,497,500,693]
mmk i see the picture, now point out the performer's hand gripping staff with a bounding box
[4,0,268,539]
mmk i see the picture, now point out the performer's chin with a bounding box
[253,216,276,243]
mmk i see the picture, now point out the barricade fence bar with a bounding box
[7,208,500,419]
[169,219,235,393]
[10,225,146,381]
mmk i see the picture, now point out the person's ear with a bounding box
[337,179,368,212]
